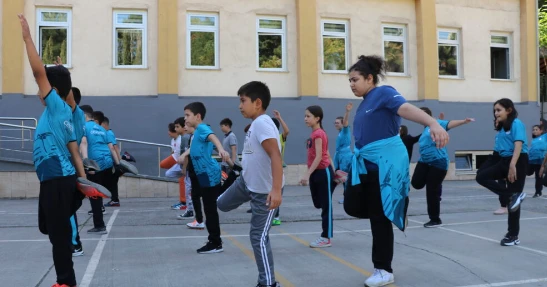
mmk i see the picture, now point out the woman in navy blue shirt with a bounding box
[346,55,449,287]
[476,98,528,246]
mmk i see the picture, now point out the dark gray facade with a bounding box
[0,94,541,175]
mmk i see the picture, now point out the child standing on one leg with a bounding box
[170,118,188,210]
[19,14,87,287]
[528,125,546,198]
[182,102,229,253]
[476,98,528,246]
[300,105,337,248]
[411,107,474,228]
[334,103,354,204]
[270,110,289,226]
[217,81,283,287]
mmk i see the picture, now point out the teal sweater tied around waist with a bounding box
[351,135,410,231]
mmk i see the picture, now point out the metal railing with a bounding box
[0,118,37,150]
[117,138,172,177]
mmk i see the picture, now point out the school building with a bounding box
[0,0,541,182]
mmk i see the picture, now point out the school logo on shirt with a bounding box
[64,121,73,133]
[243,131,253,154]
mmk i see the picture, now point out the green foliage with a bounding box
[117,29,143,66]
[323,37,346,70]
[60,40,67,63]
[190,31,215,66]
[539,5,547,52]
[438,46,458,76]
[384,41,404,73]
[40,29,67,64]
[258,34,282,68]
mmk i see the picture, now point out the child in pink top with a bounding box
[300,105,337,248]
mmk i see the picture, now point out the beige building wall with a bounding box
[23,0,158,96]
[316,0,419,100]
[436,0,522,103]
[178,0,298,98]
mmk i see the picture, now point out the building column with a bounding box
[296,0,319,97]
[520,0,538,102]
[415,0,439,101]
[2,0,25,94]
[157,0,179,96]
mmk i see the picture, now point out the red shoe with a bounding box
[52,283,76,287]
[77,178,111,199]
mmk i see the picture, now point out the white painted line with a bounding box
[456,277,547,287]
[79,209,119,287]
[1,216,546,243]
[409,219,547,257]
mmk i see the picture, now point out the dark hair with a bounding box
[184,102,206,120]
[220,118,233,128]
[400,125,408,137]
[271,118,280,129]
[80,105,93,117]
[348,55,387,85]
[420,107,432,117]
[45,65,72,98]
[237,81,271,110]
[244,124,251,133]
[335,116,344,123]
[103,116,110,125]
[532,125,542,138]
[494,98,518,131]
[72,87,81,105]
[306,105,324,129]
[174,117,185,127]
[92,111,105,125]
[168,123,176,133]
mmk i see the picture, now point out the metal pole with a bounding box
[158,147,161,177]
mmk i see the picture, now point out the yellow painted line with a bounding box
[223,230,295,287]
[277,227,397,287]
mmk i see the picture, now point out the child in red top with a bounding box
[300,105,337,248]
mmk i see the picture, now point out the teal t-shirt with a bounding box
[189,123,221,187]
[418,119,450,170]
[497,118,528,157]
[85,121,113,171]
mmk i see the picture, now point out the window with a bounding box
[187,13,219,69]
[36,8,72,67]
[113,11,147,68]
[437,29,461,78]
[490,34,511,80]
[256,17,286,71]
[321,20,349,72]
[382,24,407,75]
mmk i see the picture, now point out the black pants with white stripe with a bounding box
[217,176,276,286]
[309,167,336,238]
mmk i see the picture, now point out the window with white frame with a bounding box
[257,17,286,71]
[36,8,72,66]
[490,34,511,80]
[321,20,349,72]
[382,24,407,75]
[437,29,461,77]
[187,13,219,69]
[113,11,147,68]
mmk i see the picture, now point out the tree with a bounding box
[539,5,547,101]
[60,40,67,64]
[42,36,54,64]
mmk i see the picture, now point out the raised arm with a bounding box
[447,118,475,130]
[343,103,353,127]
[18,14,51,99]
[397,103,449,148]
[273,110,290,140]
[207,134,230,161]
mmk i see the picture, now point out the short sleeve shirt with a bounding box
[33,89,77,182]
[85,121,114,171]
[497,118,529,157]
[306,129,330,169]
[221,132,238,167]
[418,119,450,170]
[189,123,221,187]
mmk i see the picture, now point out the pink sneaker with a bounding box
[494,207,508,215]
[309,237,331,248]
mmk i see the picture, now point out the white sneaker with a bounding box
[309,237,331,248]
[187,220,205,229]
[364,269,394,287]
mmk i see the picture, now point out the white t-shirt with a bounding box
[171,135,182,160]
[242,115,285,193]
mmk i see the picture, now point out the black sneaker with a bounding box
[500,234,520,246]
[197,241,223,254]
[508,192,526,212]
[256,282,280,287]
[177,210,194,220]
[88,207,106,215]
[72,245,84,257]
[533,193,542,198]
[424,220,443,228]
[87,227,107,235]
